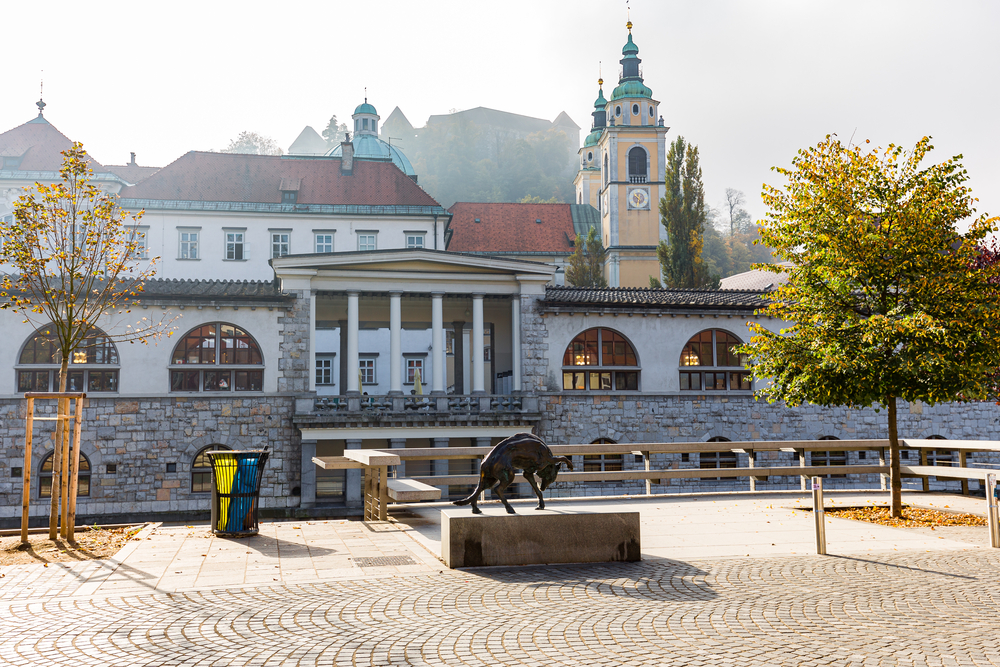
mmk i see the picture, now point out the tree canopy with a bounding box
[221,131,283,156]
[657,136,716,288]
[565,227,608,288]
[742,135,1000,516]
[322,115,348,150]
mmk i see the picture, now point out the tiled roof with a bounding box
[718,263,792,291]
[543,286,770,310]
[0,117,104,172]
[104,163,161,185]
[447,202,577,253]
[118,151,441,207]
[136,278,292,303]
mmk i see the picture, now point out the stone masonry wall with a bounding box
[535,393,1000,496]
[277,289,310,394]
[519,294,550,393]
[0,395,300,524]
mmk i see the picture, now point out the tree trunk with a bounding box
[48,359,69,540]
[887,395,903,519]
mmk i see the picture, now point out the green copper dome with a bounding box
[610,79,653,101]
[622,32,639,56]
[594,88,607,109]
[354,102,378,115]
[583,128,603,147]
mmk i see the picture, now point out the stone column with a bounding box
[338,320,348,395]
[300,440,317,508]
[433,437,450,494]
[452,321,465,395]
[431,292,445,394]
[308,290,317,392]
[472,294,485,394]
[511,296,522,392]
[390,437,407,477]
[389,292,403,395]
[345,438,363,508]
[347,291,360,395]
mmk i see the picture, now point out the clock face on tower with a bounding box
[628,187,650,210]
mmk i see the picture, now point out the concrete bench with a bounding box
[387,478,443,502]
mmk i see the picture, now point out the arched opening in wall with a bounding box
[169,323,264,393]
[17,325,120,393]
[812,436,847,478]
[627,146,647,183]
[679,330,751,391]
[192,444,230,493]
[924,434,955,467]
[700,436,736,481]
[603,153,609,186]
[583,438,622,472]
[562,328,639,391]
[39,450,91,498]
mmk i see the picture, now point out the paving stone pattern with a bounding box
[2,549,999,666]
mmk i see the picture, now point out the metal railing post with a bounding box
[812,476,827,555]
[986,473,1000,549]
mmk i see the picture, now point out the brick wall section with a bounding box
[277,290,309,393]
[0,396,300,521]
[535,393,1000,495]
[520,294,550,392]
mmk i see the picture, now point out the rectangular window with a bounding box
[225,231,245,260]
[583,454,624,472]
[203,371,231,392]
[271,232,290,258]
[133,226,149,259]
[811,450,847,478]
[357,233,377,252]
[234,370,263,391]
[589,372,612,391]
[405,233,425,249]
[406,358,423,384]
[700,451,738,481]
[615,372,638,391]
[679,371,701,391]
[18,370,50,392]
[179,229,199,259]
[563,371,585,390]
[282,191,297,204]
[87,371,119,393]
[316,356,334,385]
[359,358,376,384]
[315,233,334,253]
[170,370,200,392]
[729,372,752,391]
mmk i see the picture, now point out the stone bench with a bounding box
[387,478,442,502]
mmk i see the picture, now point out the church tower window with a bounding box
[628,147,647,183]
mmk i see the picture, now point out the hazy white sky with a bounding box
[3,0,998,221]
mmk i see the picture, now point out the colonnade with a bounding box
[337,291,522,395]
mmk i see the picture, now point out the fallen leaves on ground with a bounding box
[825,506,986,528]
[0,525,145,566]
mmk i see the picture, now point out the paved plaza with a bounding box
[2,491,998,666]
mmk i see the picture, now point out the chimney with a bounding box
[129,152,137,166]
[340,132,353,173]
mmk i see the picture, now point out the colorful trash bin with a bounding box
[207,449,269,536]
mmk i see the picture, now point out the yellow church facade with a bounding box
[574,21,670,287]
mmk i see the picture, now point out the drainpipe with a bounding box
[433,214,438,249]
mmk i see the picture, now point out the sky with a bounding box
[3,0,999,222]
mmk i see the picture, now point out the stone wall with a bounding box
[534,393,1000,496]
[519,294,550,393]
[277,290,309,394]
[0,395,300,526]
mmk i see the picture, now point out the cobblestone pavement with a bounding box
[3,549,999,666]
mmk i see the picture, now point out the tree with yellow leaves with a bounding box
[742,136,1000,517]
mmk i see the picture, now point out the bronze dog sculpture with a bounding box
[454,433,573,514]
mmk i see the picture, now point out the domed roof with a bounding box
[583,128,603,148]
[610,79,653,101]
[326,133,415,176]
[593,87,607,109]
[622,32,639,56]
[354,101,378,115]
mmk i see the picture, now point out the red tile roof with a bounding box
[0,117,104,172]
[447,202,576,253]
[119,151,440,207]
[104,164,161,185]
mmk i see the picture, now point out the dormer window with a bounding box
[279,177,300,205]
[282,191,297,204]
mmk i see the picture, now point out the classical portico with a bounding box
[271,249,555,507]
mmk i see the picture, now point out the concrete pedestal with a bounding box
[441,509,640,568]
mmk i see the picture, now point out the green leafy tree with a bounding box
[657,136,716,288]
[221,131,283,156]
[322,115,348,150]
[741,135,1000,518]
[565,227,608,288]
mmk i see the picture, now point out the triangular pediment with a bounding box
[271,248,555,277]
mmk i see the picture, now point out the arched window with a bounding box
[813,436,846,478]
[700,436,736,480]
[603,153,609,186]
[17,326,119,393]
[679,330,750,391]
[628,146,647,183]
[39,450,90,498]
[192,444,230,493]
[170,323,264,392]
[584,437,622,472]
[562,328,639,391]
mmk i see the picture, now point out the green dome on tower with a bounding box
[354,101,377,115]
[622,32,639,56]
